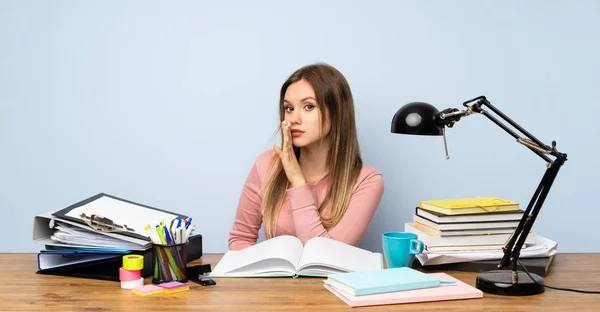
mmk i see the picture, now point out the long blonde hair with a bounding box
[263,63,363,239]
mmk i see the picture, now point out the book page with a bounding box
[297,237,381,275]
[210,235,304,276]
[221,258,298,277]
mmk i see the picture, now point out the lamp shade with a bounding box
[391,102,442,136]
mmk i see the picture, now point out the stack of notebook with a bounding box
[406,197,535,252]
[323,267,482,307]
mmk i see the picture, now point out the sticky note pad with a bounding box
[158,281,189,289]
[163,287,189,294]
[158,281,190,294]
[131,284,164,296]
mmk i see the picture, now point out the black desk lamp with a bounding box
[391,95,567,296]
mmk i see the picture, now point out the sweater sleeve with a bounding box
[287,172,384,246]
[228,160,264,250]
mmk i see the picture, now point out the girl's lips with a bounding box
[291,130,304,137]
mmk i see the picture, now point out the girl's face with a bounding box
[283,79,330,148]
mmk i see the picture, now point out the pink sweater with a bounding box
[228,150,384,250]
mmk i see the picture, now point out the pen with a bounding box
[160,225,183,280]
[169,219,176,239]
[165,225,186,269]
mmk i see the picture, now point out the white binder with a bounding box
[32,193,188,251]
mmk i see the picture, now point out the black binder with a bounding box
[36,234,203,281]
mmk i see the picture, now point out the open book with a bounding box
[210,235,382,277]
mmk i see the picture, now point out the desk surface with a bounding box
[1,253,599,311]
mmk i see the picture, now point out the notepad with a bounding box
[326,267,440,296]
[324,273,483,307]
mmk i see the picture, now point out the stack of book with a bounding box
[405,197,557,276]
[405,197,535,252]
[322,267,483,307]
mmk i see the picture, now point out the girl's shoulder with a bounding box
[254,150,277,168]
[359,163,382,178]
[354,163,384,188]
[251,150,278,181]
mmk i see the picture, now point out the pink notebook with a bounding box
[323,273,482,307]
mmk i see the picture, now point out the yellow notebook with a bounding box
[419,197,520,215]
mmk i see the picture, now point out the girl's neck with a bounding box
[299,143,329,183]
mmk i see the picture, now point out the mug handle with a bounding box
[409,239,424,254]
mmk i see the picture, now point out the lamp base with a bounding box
[476,270,545,296]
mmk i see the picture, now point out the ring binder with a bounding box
[80,213,135,233]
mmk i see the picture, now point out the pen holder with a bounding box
[151,242,188,284]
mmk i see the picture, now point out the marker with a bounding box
[144,225,155,244]
[164,226,173,244]
[150,225,160,245]
[184,224,194,243]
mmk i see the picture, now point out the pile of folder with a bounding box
[32,193,203,281]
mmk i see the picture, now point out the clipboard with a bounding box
[51,193,188,241]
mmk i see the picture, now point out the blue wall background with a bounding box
[2,0,599,253]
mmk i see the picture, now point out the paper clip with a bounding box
[80,213,135,233]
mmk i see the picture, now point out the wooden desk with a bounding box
[1,253,599,311]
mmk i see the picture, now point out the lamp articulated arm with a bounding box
[434,96,568,276]
[391,95,568,294]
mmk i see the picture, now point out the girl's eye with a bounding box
[304,104,315,111]
[284,106,293,112]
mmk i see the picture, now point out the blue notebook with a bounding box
[326,267,440,296]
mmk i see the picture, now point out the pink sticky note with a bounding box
[131,284,164,296]
[158,281,189,289]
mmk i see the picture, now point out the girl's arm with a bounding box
[288,170,384,245]
[228,161,263,250]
